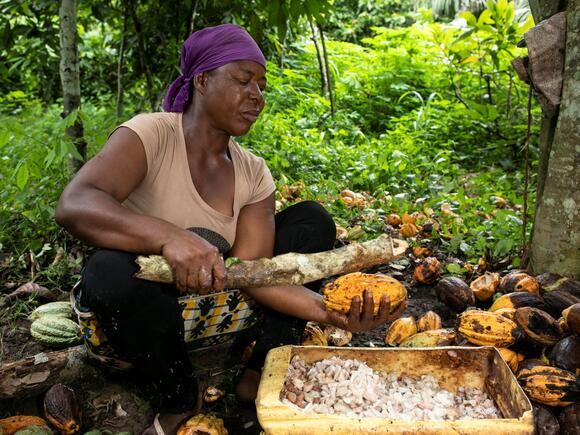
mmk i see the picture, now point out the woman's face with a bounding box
[201,60,267,136]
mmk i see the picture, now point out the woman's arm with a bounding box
[229,195,402,330]
[56,127,225,294]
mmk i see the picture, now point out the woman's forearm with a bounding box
[242,284,332,324]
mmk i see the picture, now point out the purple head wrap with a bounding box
[162,24,266,112]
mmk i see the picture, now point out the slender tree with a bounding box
[59,0,86,172]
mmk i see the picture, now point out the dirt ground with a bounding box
[0,253,464,434]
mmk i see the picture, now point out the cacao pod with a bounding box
[494,307,517,322]
[517,358,546,375]
[539,274,580,298]
[457,310,518,347]
[400,223,421,238]
[558,403,580,435]
[498,348,520,372]
[543,290,580,318]
[412,246,431,257]
[402,212,416,224]
[517,365,580,407]
[413,257,440,285]
[324,325,352,346]
[0,417,49,435]
[322,272,407,315]
[301,322,327,346]
[489,292,544,312]
[435,277,475,312]
[470,272,500,302]
[532,404,560,435]
[43,384,81,435]
[13,427,53,435]
[562,303,580,335]
[28,302,73,321]
[399,328,457,348]
[30,317,81,347]
[550,336,580,373]
[417,311,442,332]
[514,307,562,347]
[177,414,228,435]
[203,386,224,403]
[500,272,540,295]
[385,317,417,346]
[386,213,402,226]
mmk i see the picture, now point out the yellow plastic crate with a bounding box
[256,346,533,434]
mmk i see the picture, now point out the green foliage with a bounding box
[0,0,539,289]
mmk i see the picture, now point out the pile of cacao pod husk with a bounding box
[386,269,580,433]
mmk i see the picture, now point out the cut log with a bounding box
[0,345,96,400]
[135,235,407,288]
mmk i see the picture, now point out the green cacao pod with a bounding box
[30,317,81,347]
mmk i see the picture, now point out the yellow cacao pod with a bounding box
[301,322,327,346]
[400,223,421,238]
[386,213,402,226]
[500,272,540,295]
[562,303,580,335]
[413,257,441,285]
[457,310,518,347]
[399,328,457,348]
[385,317,417,346]
[322,272,407,315]
[494,307,517,322]
[417,311,442,332]
[517,366,580,407]
[470,272,500,302]
[498,348,520,372]
[489,292,544,312]
[177,414,228,435]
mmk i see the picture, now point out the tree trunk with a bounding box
[529,0,580,279]
[115,1,128,119]
[127,0,156,111]
[308,18,326,96]
[135,235,407,287]
[317,22,335,116]
[59,0,86,172]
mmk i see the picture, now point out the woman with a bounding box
[56,24,402,434]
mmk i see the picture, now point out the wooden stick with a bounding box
[134,235,407,288]
[0,345,96,400]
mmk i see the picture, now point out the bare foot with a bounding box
[141,411,194,435]
[236,368,261,403]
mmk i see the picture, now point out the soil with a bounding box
[0,254,459,435]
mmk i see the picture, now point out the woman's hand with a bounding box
[325,290,407,333]
[161,231,226,295]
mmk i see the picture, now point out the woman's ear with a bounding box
[192,72,208,94]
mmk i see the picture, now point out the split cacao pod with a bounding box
[413,257,440,285]
[385,317,417,346]
[532,404,560,435]
[435,277,475,312]
[517,365,580,407]
[470,272,500,302]
[514,307,562,347]
[324,325,352,346]
[558,403,580,435]
[538,274,580,298]
[322,272,407,315]
[43,384,81,435]
[203,386,224,403]
[301,322,327,346]
[457,310,518,347]
[543,290,580,318]
[399,328,457,348]
[562,303,580,335]
[386,213,402,226]
[549,336,580,373]
[177,414,228,435]
[0,417,49,435]
[417,311,442,332]
[500,272,540,295]
[489,292,544,312]
[400,222,421,238]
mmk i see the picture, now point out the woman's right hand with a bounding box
[161,231,226,295]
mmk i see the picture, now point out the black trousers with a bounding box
[80,201,335,413]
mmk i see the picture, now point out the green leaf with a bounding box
[446,263,462,274]
[16,164,29,190]
[225,257,242,267]
[0,130,10,148]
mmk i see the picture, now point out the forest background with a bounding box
[0,0,556,307]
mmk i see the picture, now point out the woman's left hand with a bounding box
[325,290,407,333]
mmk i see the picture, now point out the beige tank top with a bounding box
[117,112,275,250]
